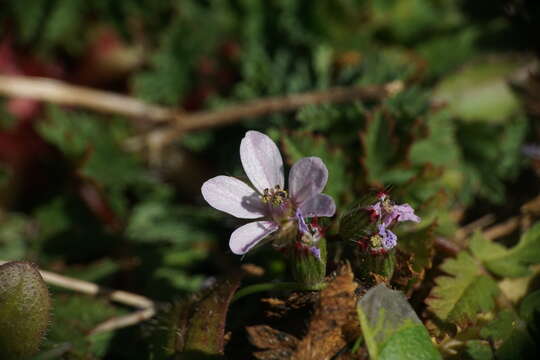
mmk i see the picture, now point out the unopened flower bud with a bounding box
[0,261,50,359]
[339,193,380,242]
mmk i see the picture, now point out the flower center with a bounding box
[261,185,289,207]
[370,234,383,248]
[381,198,394,213]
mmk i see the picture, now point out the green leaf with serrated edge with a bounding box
[357,284,441,360]
[427,252,498,323]
[479,307,538,360]
[0,262,50,360]
[470,223,540,278]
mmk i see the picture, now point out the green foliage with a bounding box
[470,223,540,278]
[455,117,527,203]
[43,294,127,358]
[465,290,540,360]
[427,252,499,324]
[433,58,524,122]
[0,0,537,357]
[0,213,30,260]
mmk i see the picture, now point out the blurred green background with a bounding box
[0,0,539,358]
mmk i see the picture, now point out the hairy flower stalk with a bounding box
[201,131,335,285]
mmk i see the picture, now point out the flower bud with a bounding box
[0,261,50,359]
[339,194,379,241]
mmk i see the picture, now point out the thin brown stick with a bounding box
[88,307,156,335]
[434,236,461,255]
[454,214,496,243]
[482,217,520,241]
[0,74,400,138]
[152,80,403,145]
[170,81,402,133]
[0,75,173,122]
[0,260,154,309]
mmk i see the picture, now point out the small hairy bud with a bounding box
[339,194,379,241]
[0,261,51,359]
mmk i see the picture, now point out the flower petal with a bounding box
[393,204,421,223]
[378,224,397,250]
[299,193,336,218]
[201,176,267,219]
[289,157,329,204]
[229,221,279,255]
[240,131,284,193]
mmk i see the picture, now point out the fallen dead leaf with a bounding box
[292,263,361,360]
[247,325,299,360]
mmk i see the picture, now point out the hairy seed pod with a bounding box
[0,261,50,359]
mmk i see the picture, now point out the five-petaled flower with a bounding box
[366,192,420,252]
[201,130,336,255]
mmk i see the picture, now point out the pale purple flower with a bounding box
[364,192,419,253]
[367,193,420,227]
[201,130,336,255]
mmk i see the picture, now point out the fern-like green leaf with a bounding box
[470,222,540,278]
[427,252,498,324]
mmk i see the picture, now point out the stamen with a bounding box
[370,234,383,248]
[261,185,289,206]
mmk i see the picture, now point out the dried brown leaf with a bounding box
[247,325,299,350]
[292,263,360,360]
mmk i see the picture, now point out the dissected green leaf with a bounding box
[476,290,540,360]
[427,252,498,324]
[357,284,441,360]
[471,223,540,278]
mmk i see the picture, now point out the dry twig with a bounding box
[454,214,495,243]
[0,74,401,147]
[0,75,172,122]
[88,307,156,335]
[482,217,520,241]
